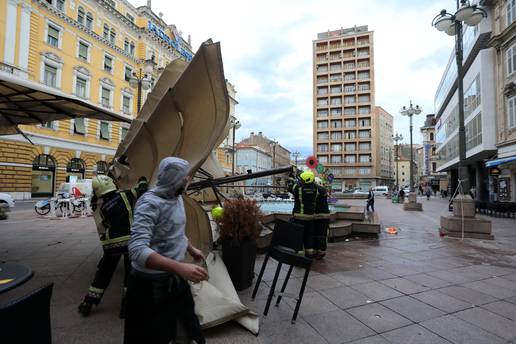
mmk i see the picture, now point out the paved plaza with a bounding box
[2,196,516,343]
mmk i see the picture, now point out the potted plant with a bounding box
[215,198,263,290]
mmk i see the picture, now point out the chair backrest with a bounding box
[0,283,54,344]
[271,219,304,253]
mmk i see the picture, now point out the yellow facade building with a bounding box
[0,0,193,199]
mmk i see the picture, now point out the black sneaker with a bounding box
[78,301,93,317]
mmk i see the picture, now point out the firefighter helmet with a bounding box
[299,171,315,184]
[92,175,117,197]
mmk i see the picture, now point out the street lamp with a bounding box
[392,133,404,191]
[129,58,156,112]
[400,101,422,193]
[231,118,241,176]
[432,0,487,196]
[292,151,300,167]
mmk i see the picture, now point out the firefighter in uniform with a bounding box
[78,175,137,317]
[290,170,318,258]
[314,178,330,260]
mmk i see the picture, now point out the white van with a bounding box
[372,186,389,196]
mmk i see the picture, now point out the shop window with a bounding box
[32,154,56,197]
[96,161,109,175]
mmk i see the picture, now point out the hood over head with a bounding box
[152,157,190,199]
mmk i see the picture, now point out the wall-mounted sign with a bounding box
[489,167,501,176]
[147,22,193,61]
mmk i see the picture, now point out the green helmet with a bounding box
[211,206,224,220]
[92,175,117,197]
[299,170,315,184]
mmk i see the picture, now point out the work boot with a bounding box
[78,301,94,316]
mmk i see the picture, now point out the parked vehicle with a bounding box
[353,188,369,195]
[0,192,15,209]
[372,186,389,196]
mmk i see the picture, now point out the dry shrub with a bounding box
[217,199,263,241]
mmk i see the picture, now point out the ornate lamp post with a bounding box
[392,133,403,190]
[432,0,487,196]
[292,151,300,167]
[231,118,241,176]
[129,59,156,112]
[400,101,422,193]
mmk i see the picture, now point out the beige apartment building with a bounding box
[313,25,382,191]
[376,106,394,185]
[485,0,516,202]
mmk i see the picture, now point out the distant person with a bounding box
[366,187,375,212]
[425,186,432,200]
[419,185,424,196]
[398,188,405,203]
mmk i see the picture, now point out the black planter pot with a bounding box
[221,238,257,291]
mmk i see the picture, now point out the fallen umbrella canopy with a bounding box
[110,40,258,333]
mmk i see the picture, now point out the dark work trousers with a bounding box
[292,218,315,257]
[84,252,131,305]
[124,272,205,344]
[314,219,329,255]
[366,200,375,212]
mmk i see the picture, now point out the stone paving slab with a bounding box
[481,300,516,321]
[437,286,498,305]
[347,303,413,333]
[454,307,516,341]
[379,277,430,295]
[349,281,404,302]
[320,286,372,309]
[411,290,473,313]
[381,324,452,344]
[380,296,445,323]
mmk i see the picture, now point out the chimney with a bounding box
[146,0,151,8]
[258,131,262,136]
[250,132,254,135]
[188,34,191,45]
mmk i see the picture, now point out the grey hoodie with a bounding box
[128,157,190,275]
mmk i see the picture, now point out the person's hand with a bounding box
[188,246,205,262]
[177,263,208,283]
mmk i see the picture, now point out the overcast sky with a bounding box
[135,0,457,157]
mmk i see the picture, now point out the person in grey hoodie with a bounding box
[124,157,208,344]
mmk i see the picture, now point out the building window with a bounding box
[126,13,134,23]
[77,7,85,24]
[124,66,133,81]
[508,96,516,129]
[56,0,65,10]
[104,55,113,72]
[75,76,87,98]
[508,0,516,26]
[100,121,110,140]
[86,13,93,30]
[465,113,482,150]
[74,118,86,135]
[101,87,111,108]
[44,64,57,87]
[430,132,434,141]
[109,29,116,45]
[121,126,128,141]
[78,41,89,61]
[47,24,60,47]
[432,162,437,173]
[122,95,131,114]
[508,44,516,76]
[103,24,110,40]
[105,0,116,8]
[130,42,135,56]
[124,39,129,53]
[464,74,481,118]
[96,161,109,175]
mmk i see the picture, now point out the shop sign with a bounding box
[489,167,501,176]
[147,21,193,61]
[33,166,50,170]
[68,168,81,173]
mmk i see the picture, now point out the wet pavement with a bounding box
[1,196,516,343]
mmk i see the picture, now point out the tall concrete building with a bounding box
[313,25,381,192]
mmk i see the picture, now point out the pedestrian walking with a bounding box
[419,185,424,196]
[366,187,375,212]
[425,186,432,200]
[124,157,207,344]
[398,188,405,203]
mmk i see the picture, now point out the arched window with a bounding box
[86,13,93,30]
[96,161,109,175]
[33,154,56,169]
[77,7,85,25]
[66,158,86,181]
[67,158,85,171]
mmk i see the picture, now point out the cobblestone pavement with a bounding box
[1,196,516,343]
